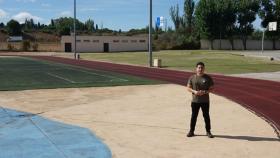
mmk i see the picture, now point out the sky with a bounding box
[0,0,261,31]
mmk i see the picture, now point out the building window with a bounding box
[76,40,81,42]
[113,40,119,43]
[84,40,90,42]
[92,40,99,43]
[131,40,137,43]
[122,40,128,43]
[139,40,146,43]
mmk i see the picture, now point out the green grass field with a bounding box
[0,57,161,91]
[80,50,280,74]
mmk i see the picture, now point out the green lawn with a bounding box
[80,50,280,74]
[0,57,161,91]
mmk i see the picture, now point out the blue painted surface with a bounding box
[0,107,112,158]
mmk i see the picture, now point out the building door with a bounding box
[65,43,72,52]
[104,43,109,52]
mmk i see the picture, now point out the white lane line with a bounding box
[66,67,129,82]
[46,72,76,83]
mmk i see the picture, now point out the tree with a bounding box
[0,22,5,29]
[96,24,99,31]
[24,19,29,30]
[52,17,84,35]
[37,22,41,29]
[59,27,71,36]
[30,18,34,29]
[216,0,237,49]
[276,0,280,30]
[195,0,219,49]
[259,0,280,49]
[85,19,95,32]
[7,19,22,36]
[170,4,181,30]
[126,27,149,36]
[24,18,35,30]
[184,0,195,33]
[259,0,274,28]
[195,0,237,49]
[45,19,56,31]
[236,0,260,50]
[51,19,55,27]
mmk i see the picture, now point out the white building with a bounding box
[61,35,148,53]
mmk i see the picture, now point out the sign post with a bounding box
[74,0,77,59]
[149,0,153,67]
[262,22,277,53]
[262,28,265,54]
[156,16,166,30]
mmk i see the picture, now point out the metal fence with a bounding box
[201,39,280,50]
[0,42,61,52]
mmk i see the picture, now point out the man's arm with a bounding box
[203,86,214,95]
[187,84,202,96]
[201,76,214,95]
[187,84,213,96]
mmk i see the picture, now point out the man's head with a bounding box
[196,62,205,75]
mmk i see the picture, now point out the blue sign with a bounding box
[156,17,161,27]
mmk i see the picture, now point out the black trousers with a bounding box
[190,102,211,132]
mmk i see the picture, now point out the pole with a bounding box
[219,31,222,50]
[149,0,153,67]
[165,17,167,32]
[262,28,265,54]
[74,0,77,59]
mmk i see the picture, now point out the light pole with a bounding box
[149,0,153,67]
[262,28,265,54]
[74,0,77,59]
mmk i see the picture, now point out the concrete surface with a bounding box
[231,71,280,82]
[232,50,280,61]
[0,84,279,158]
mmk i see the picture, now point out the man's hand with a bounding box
[187,85,210,96]
[194,90,203,96]
[194,90,208,96]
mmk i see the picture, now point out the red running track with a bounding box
[28,55,280,137]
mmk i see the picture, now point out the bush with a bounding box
[154,32,200,50]
[170,40,200,50]
[7,43,14,51]
[157,41,168,50]
[32,43,38,51]
[171,36,200,50]
[21,40,31,51]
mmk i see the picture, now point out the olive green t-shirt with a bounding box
[187,74,214,103]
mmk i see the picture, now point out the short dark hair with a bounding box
[196,62,205,67]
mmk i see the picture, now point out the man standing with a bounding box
[186,62,214,138]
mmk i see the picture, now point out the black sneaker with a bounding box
[207,132,214,138]
[187,131,195,137]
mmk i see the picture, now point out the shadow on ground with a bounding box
[193,134,279,142]
[215,135,280,142]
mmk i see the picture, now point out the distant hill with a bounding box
[0,29,149,43]
[0,30,60,43]
[22,31,60,43]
